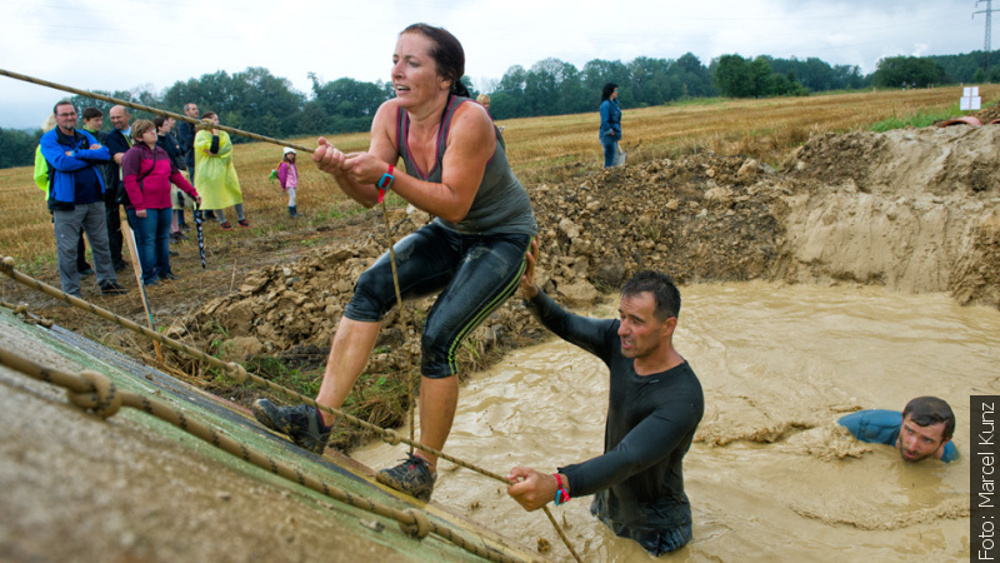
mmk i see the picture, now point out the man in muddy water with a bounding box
[838,396,958,463]
[506,241,704,556]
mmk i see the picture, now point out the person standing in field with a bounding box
[104,105,135,271]
[252,22,537,503]
[39,100,127,297]
[121,119,200,286]
[599,82,622,168]
[153,116,193,240]
[194,112,248,230]
[277,147,302,218]
[35,112,93,278]
[176,102,199,182]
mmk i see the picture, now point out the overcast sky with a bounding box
[0,0,987,129]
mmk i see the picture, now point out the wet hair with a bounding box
[902,396,955,440]
[53,100,74,114]
[621,270,681,321]
[601,83,618,102]
[81,107,103,121]
[401,23,470,97]
[130,119,155,141]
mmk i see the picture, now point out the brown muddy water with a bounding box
[355,281,999,561]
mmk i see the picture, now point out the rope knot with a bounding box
[225,362,248,384]
[381,429,401,446]
[67,370,122,419]
[399,508,431,540]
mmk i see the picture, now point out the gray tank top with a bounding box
[395,96,536,236]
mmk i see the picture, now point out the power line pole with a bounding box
[974,0,999,75]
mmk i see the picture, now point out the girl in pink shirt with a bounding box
[277,147,301,218]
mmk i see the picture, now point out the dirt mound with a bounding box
[779,125,1000,301]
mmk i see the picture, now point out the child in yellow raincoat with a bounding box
[194,112,248,230]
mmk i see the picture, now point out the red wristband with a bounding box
[554,473,570,506]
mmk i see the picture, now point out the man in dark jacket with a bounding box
[39,101,128,298]
[104,104,133,271]
[175,102,199,181]
[507,242,703,556]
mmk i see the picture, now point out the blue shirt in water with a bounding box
[838,409,958,463]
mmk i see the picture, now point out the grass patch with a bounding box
[868,102,964,132]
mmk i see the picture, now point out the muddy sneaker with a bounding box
[251,399,330,454]
[377,453,437,501]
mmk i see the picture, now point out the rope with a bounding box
[0,68,314,154]
[376,195,417,454]
[0,345,527,563]
[0,256,582,561]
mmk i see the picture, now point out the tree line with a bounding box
[2,50,997,169]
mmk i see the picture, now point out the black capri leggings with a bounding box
[344,222,531,378]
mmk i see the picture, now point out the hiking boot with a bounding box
[100,281,129,295]
[159,272,179,281]
[238,219,250,228]
[219,221,233,231]
[377,453,437,501]
[252,399,331,454]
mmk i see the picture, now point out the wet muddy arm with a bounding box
[560,401,700,497]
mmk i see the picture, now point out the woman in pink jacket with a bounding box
[122,119,201,286]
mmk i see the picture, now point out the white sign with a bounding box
[961,86,982,111]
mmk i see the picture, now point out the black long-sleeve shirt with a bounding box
[526,290,704,543]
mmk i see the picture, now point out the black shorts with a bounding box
[344,222,531,378]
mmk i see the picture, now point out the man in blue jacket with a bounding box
[838,396,958,463]
[39,100,128,298]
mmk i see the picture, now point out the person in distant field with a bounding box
[121,119,200,286]
[194,111,247,230]
[838,396,958,463]
[506,245,704,556]
[104,105,134,270]
[39,100,127,297]
[599,82,622,168]
[276,147,302,218]
[475,93,505,150]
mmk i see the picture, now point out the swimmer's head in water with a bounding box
[896,396,954,462]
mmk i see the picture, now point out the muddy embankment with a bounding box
[170,125,1000,446]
